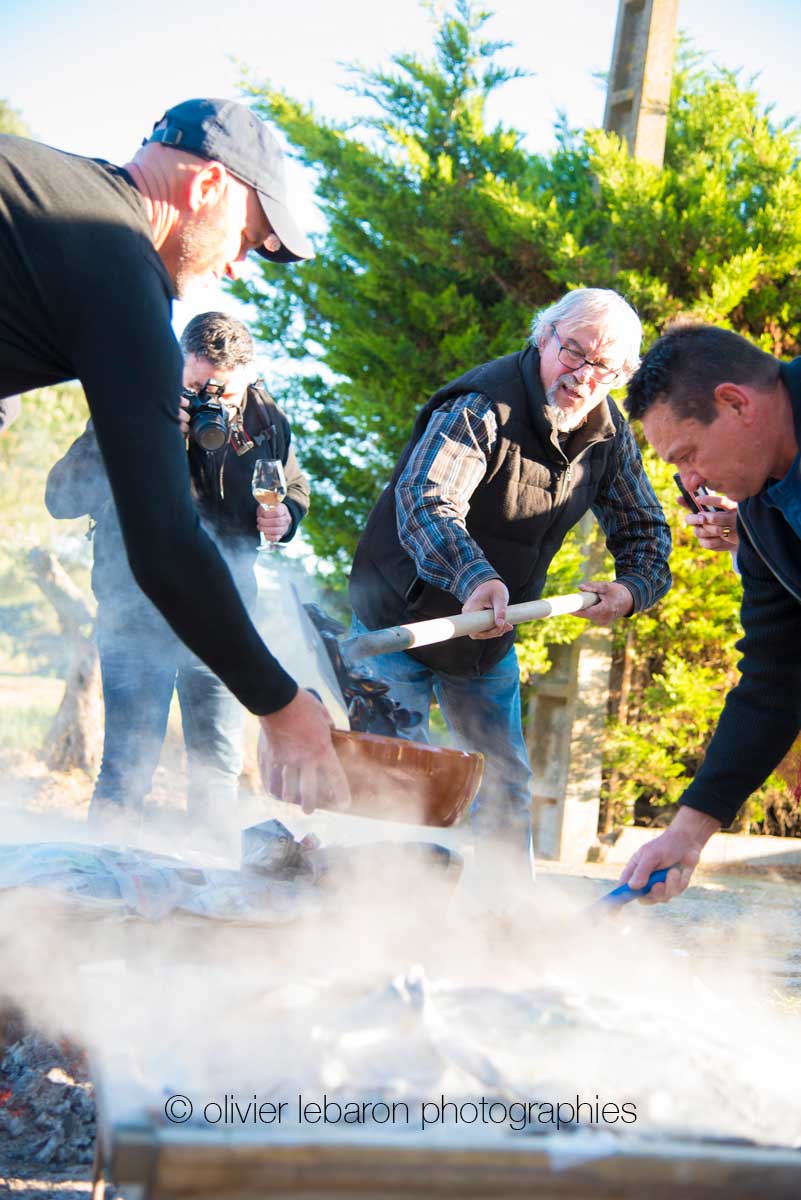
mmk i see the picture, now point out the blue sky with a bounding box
[5,0,801,179]
[4,0,800,335]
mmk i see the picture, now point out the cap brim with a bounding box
[256,191,314,264]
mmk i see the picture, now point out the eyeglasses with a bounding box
[550,325,622,384]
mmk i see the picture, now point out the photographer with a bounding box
[45,313,309,831]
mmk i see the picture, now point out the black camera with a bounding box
[182,380,229,451]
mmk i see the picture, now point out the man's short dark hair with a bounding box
[180,312,254,370]
[626,324,779,425]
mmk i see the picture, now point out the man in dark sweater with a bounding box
[349,289,671,882]
[622,324,801,903]
[0,97,347,811]
[46,313,309,830]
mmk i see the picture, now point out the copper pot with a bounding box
[327,730,483,827]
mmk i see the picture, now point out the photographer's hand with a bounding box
[178,394,190,438]
[256,502,292,544]
[257,689,351,814]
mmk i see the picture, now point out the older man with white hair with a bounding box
[349,288,671,884]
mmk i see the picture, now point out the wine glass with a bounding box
[252,459,288,551]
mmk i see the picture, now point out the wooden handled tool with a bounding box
[289,587,600,732]
[341,591,599,662]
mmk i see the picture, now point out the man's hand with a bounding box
[178,393,190,438]
[463,578,512,640]
[618,807,722,904]
[258,689,351,814]
[256,502,291,544]
[683,493,739,554]
[578,580,633,626]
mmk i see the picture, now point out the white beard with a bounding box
[546,397,583,432]
[545,375,598,432]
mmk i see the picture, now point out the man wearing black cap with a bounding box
[0,98,347,812]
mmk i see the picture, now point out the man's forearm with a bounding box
[283,446,310,520]
[125,512,298,714]
[672,804,722,845]
[679,545,801,828]
[679,689,800,828]
[395,392,498,600]
[282,496,305,541]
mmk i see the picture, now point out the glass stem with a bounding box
[259,503,277,551]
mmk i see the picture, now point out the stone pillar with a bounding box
[603,0,679,168]
[528,623,612,864]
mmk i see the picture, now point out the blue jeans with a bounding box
[350,615,534,868]
[92,618,244,823]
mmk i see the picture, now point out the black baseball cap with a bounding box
[147,98,313,264]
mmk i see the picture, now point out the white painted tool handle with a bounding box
[345,591,599,660]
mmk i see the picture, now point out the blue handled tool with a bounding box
[592,866,677,912]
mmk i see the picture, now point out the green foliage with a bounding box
[234,5,801,827]
[0,99,30,137]
[542,48,801,349]
[235,1,548,579]
[238,11,801,556]
[0,702,57,752]
[515,526,592,679]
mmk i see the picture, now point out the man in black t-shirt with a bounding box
[0,97,348,812]
[46,313,310,831]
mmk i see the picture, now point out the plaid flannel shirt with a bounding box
[395,391,671,610]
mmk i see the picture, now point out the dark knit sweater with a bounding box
[680,357,801,826]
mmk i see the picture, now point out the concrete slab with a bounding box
[600,825,801,868]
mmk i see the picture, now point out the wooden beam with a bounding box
[103,1121,801,1199]
[603,0,679,167]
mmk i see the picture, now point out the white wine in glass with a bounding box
[252,458,288,551]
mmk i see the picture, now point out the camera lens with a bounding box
[191,413,227,451]
[188,394,229,451]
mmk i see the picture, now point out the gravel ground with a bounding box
[538,857,801,995]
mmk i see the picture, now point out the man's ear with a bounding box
[713,381,755,423]
[186,162,227,214]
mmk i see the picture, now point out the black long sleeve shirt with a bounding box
[0,134,297,714]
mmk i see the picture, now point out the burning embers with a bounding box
[0,1027,96,1169]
